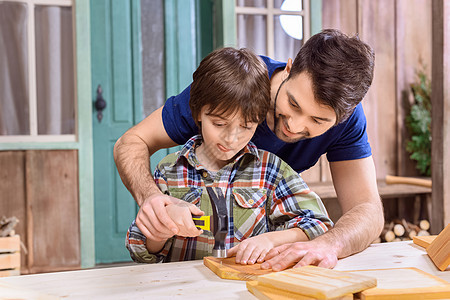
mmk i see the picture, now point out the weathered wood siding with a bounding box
[302,0,432,182]
[0,150,80,274]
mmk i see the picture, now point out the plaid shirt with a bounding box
[126,135,333,263]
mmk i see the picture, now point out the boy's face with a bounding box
[270,71,337,143]
[197,106,258,169]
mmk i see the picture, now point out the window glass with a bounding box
[0,2,30,135]
[236,0,266,8]
[274,0,302,11]
[273,15,303,61]
[35,5,75,135]
[237,14,267,56]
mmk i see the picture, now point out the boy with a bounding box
[126,47,333,264]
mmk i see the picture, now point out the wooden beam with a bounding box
[431,0,450,234]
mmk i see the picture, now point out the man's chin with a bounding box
[275,129,308,143]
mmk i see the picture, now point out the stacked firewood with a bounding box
[0,216,19,237]
[379,219,430,243]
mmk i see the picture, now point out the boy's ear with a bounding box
[284,58,293,79]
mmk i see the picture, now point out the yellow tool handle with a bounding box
[385,175,432,188]
[192,215,211,231]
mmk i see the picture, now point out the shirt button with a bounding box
[202,171,208,178]
[248,199,254,205]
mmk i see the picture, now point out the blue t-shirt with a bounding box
[161,56,372,173]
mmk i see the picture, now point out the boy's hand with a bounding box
[227,234,275,265]
[136,193,204,242]
[166,201,204,237]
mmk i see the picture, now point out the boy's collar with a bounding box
[173,135,260,169]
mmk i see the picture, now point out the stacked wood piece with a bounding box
[380,219,430,242]
[0,216,20,277]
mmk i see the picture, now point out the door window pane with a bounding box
[237,14,267,56]
[236,0,266,8]
[274,0,302,11]
[35,5,75,135]
[0,2,30,135]
[274,15,303,61]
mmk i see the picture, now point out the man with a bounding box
[114,29,384,270]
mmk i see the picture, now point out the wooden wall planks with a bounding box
[0,152,27,272]
[0,150,80,274]
[304,1,432,184]
[431,0,450,231]
[395,0,432,176]
[359,0,397,178]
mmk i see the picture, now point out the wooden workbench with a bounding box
[0,241,448,299]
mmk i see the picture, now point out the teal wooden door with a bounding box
[91,0,142,264]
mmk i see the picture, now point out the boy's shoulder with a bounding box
[156,151,180,169]
[255,148,296,176]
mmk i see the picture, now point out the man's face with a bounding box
[271,72,337,143]
[197,106,258,170]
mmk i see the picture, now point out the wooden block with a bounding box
[246,281,353,300]
[426,223,450,271]
[0,252,20,270]
[347,268,450,299]
[412,235,437,248]
[256,265,376,300]
[0,269,20,277]
[0,235,20,253]
[203,256,272,281]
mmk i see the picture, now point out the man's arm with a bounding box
[261,156,384,270]
[114,106,202,241]
[327,155,384,257]
[114,107,175,204]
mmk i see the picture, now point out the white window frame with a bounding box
[0,0,76,143]
[235,0,310,58]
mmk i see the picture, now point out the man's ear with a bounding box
[284,58,293,79]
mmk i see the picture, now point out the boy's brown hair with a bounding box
[189,47,270,128]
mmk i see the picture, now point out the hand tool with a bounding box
[206,186,228,258]
[192,215,211,231]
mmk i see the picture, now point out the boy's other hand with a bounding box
[227,234,275,265]
[166,201,204,237]
[260,239,338,271]
[136,193,201,242]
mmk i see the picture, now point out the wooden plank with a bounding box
[257,266,376,300]
[395,0,432,177]
[309,180,431,201]
[358,0,397,179]
[426,223,450,271]
[413,235,437,248]
[26,150,80,273]
[431,0,450,234]
[0,253,20,270]
[0,269,20,277]
[322,0,358,35]
[348,268,450,299]
[203,256,272,281]
[0,236,20,253]
[0,151,28,273]
[246,281,353,300]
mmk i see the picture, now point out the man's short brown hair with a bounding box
[290,29,375,124]
[190,47,270,128]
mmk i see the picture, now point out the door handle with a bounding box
[95,85,107,122]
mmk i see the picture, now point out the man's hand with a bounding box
[135,193,203,242]
[227,234,275,265]
[261,239,338,271]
